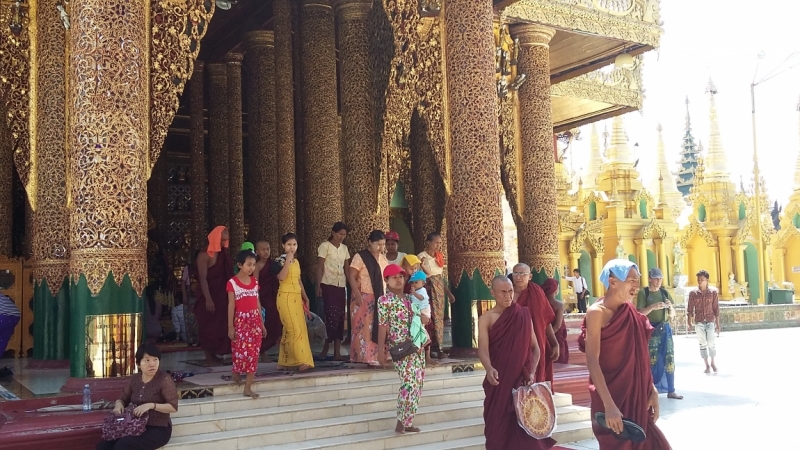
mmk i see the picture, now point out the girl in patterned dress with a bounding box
[377,264,426,434]
[227,250,267,399]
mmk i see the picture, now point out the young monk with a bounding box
[579,259,671,449]
[540,278,568,365]
[254,241,281,362]
[227,250,266,398]
[511,263,558,384]
[195,226,233,366]
[479,276,555,450]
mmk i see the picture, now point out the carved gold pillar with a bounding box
[592,254,604,297]
[67,0,149,377]
[511,24,559,283]
[300,0,342,270]
[410,112,444,253]
[657,239,668,277]
[0,118,10,256]
[31,0,70,360]
[226,54,245,252]
[734,244,747,288]
[444,0,505,349]
[636,239,650,286]
[274,0,297,237]
[189,61,207,250]
[244,32,278,245]
[207,63,229,230]
[335,0,386,246]
[718,236,733,300]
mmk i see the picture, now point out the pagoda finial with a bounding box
[651,124,686,211]
[702,80,730,181]
[606,115,635,166]
[658,171,667,206]
[685,96,692,132]
[583,123,604,190]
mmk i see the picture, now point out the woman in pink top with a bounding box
[347,230,389,366]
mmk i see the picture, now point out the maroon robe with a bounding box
[578,301,671,450]
[194,250,233,356]
[259,260,282,351]
[516,282,556,383]
[484,302,556,450]
[555,322,569,364]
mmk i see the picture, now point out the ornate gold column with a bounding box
[592,255,604,297]
[734,244,747,287]
[67,0,149,377]
[207,63,229,230]
[335,0,387,245]
[657,239,668,276]
[189,61,207,250]
[300,0,342,266]
[636,239,650,286]
[31,0,70,360]
[718,236,733,299]
[244,32,278,245]
[511,24,559,282]
[0,117,11,256]
[226,53,245,251]
[444,0,505,349]
[274,0,297,237]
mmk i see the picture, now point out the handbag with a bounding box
[101,404,149,441]
[389,298,419,361]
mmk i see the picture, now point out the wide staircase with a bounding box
[164,364,593,450]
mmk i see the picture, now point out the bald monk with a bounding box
[511,264,558,384]
[579,259,671,449]
[540,278,568,365]
[195,226,234,366]
[479,276,555,450]
[254,240,282,361]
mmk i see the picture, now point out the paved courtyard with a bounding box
[562,327,799,449]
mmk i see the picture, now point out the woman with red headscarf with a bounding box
[540,278,568,365]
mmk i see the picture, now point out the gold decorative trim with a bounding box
[503,0,663,48]
[680,216,718,248]
[551,55,644,108]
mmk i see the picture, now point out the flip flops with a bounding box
[594,412,646,443]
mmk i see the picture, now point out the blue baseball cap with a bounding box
[648,268,663,279]
[408,270,427,283]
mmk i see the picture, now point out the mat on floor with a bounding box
[0,384,20,400]
[181,359,232,368]
[157,342,204,354]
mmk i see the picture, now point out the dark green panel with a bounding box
[579,251,593,295]
[450,268,496,350]
[698,204,707,223]
[69,273,144,378]
[33,276,70,360]
[743,242,761,304]
[588,202,597,221]
[647,249,658,274]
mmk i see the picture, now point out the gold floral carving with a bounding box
[244,32,279,245]
[32,0,70,292]
[336,0,388,246]
[680,216,717,249]
[571,217,604,254]
[149,0,214,175]
[409,110,446,252]
[189,61,206,250]
[0,104,13,256]
[273,0,297,237]
[300,0,343,273]
[638,218,666,240]
[67,0,151,295]
[226,53,245,252]
[0,2,33,206]
[513,23,560,278]
[498,92,521,225]
[550,55,644,109]
[207,63,230,229]
[444,0,505,287]
[502,0,663,48]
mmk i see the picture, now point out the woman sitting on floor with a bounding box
[96,343,179,450]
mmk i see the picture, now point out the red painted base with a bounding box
[61,376,131,394]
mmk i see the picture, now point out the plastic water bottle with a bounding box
[82,384,91,412]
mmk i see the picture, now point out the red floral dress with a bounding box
[227,276,262,374]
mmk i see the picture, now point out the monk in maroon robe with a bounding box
[540,278,569,365]
[479,276,556,450]
[511,264,558,384]
[194,226,234,366]
[254,241,282,357]
[579,259,671,449]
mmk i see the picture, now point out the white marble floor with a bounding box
[560,327,800,449]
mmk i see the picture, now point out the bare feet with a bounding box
[232,372,242,385]
[332,355,347,362]
[425,357,438,366]
[243,388,260,399]
[404,426,421,433]
[298,364,312,373]
[667,392,684,399]
[704,366,711,374]
[395,421,405,434]
[259,354,273,363]
[710,362,717,372]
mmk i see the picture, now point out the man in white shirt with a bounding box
[564,268,589,313]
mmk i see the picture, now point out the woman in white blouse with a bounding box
[417,232,455,359]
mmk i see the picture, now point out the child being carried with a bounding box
[408,271,432,355]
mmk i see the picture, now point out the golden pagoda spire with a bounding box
[702,79,731,182]
[583,123,604,190]
[650,123,687,213]
[606,115,636,168]
[794,96,800,191]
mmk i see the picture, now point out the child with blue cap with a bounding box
[408,271,434,364]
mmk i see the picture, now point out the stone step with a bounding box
[174,371,503,418]
[166,401,589,450]
[253,418,595,450]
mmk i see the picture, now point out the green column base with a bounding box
[450,268,499,350]
[32,277,71,360]
[69,273,144,378]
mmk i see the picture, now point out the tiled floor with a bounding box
[560,327,800,449]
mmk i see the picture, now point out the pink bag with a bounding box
[101,404,149,441]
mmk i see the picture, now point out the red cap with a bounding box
[385,230,400,242]
[383,264,405,279]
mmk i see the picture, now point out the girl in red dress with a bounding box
[227,250,267,398]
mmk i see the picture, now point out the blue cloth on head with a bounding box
[599,259,640,289]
